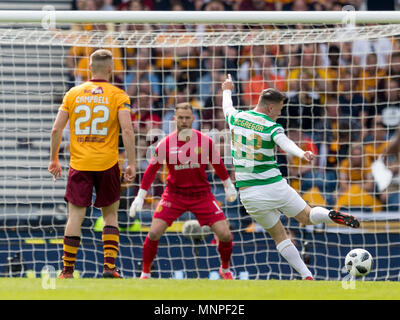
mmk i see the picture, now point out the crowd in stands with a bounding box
[66,0,400,216]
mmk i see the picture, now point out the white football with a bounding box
[345,248,373,277]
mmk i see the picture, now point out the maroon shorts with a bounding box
[153,191,226,227]
[64,162,120,208]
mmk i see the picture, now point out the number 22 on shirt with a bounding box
[74,104,110,136]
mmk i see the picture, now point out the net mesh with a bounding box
[0,21,399,280]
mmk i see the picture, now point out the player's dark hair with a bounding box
[175,102,193,113]
[258,88,286,107]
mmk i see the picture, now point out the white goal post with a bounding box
[0,10,399,281]
[1,9,400,24]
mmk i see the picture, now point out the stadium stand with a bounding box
[0,0,73,217]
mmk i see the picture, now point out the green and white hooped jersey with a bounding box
[226,109,285,188]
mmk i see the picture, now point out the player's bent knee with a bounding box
[217,230,232,242]
[294,206,312,225]
[211,220,232,242]
[148,230,163,241]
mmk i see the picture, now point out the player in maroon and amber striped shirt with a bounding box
[130,103,238,279]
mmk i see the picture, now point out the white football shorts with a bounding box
[239,178,307,229]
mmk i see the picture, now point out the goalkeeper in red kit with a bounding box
[130,103,238,279]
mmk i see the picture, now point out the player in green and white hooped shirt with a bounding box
[222,74,360,280]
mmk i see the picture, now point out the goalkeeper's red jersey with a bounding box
[141,129,229,196]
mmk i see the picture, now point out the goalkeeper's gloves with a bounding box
[223,178,237,202]
[129,189,147,218]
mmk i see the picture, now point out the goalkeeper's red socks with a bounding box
[141,235,159,277]
[218,238,233,270]
[102,225,120,271]
[62,235,80,274]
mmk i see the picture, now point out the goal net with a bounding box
[0,10,399,280]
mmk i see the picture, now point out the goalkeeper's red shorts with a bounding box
[153,190,226,227]
[64,162,121,208]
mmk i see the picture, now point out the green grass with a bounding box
[0,278,399,300]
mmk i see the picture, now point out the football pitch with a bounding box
[0,278,399,300]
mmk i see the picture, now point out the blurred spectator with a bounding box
[387,52,400,84]
[334,144,382,212]
[310,0,345,10]
[336,70,366,139]
[131,91,161,135]
[202,0,229,10]
[117,0,154,10]
[162,61,188,100]
[286,43,326,93]
[379,78,400,130]
[125,47,161,98]
[198,55,225,105]
[363,118,390,162]
[118,0,154,37]
[349,0,367,10]
[281,48,301,96]
[285,129,329,206]
[379,124,400,211]
[352,37,393,69]
[282,0,310,10]
[283,69,323,134]
[100,0,116,10]
[355,53,387,120]
[203,87,230,131]
[319,44,347,95]
[237,45,266,83]
[323,121,354,175]
[238,0,276,10]
[242,54,285,107]
[367,0,396,10]
[337,70,364,120]
[338,42,355,67]
[222,46,240,82]
[158,0,201,10]
[73,0,98,10]
[312,99,341,204]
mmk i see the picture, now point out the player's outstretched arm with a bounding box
[273,133,315,162]
[221,74,237,120]
[48,109,69,181]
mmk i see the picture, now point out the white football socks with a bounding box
[276,238,313,279]
[309,206,332,225]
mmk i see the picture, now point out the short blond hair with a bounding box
[90,49,113,74]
